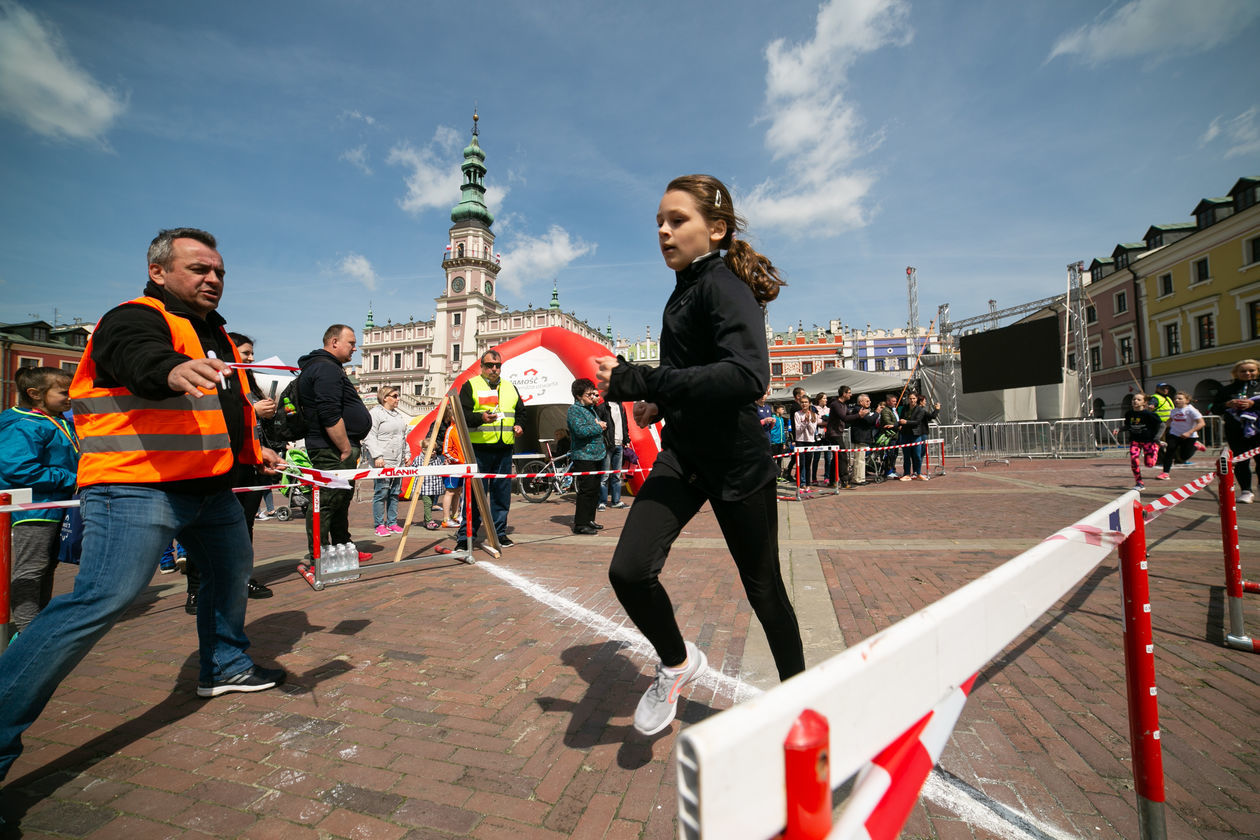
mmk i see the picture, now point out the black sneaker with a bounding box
[498,536,516,547]
[197,665,286,698]
[184,591,198,616]
[247,579,273,599]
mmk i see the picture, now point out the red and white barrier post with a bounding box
[1217,451,1258,652]
[1,492,11,652]
[783,709,831,839]
[1118,499,1167,840]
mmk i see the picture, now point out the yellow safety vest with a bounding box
[1148,393,1172,422]
[467,375,519,445]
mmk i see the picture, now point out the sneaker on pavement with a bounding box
[597,503,607,512]
[499,536,516,547]
[374,525,391,537]
[357,551,373,562]
[247,579,273,599]
[255,511,272,521]
[634,641,707,736]
[1134,482,1145,491]
[1241,490,1255,504]
[197,665,286,698]
[1156,472,1170,480]
[389,524,405,533]
[442,519,460,528]
[611,502,629,509]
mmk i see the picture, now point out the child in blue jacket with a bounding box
[0,367,79,632]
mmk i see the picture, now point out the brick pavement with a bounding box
[2,455,1258,838]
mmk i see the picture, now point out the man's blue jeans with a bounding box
[456,446,512,546]
[599,445,624,506]
[0,484,256,779]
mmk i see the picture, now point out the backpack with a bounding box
[268,375,307,442]
[267,357,339,442]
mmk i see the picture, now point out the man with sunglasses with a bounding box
[456,350,525,549]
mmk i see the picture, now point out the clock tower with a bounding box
[433,111,503,383]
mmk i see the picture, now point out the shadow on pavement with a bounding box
[0,609,361,832]
[536,641,717,770]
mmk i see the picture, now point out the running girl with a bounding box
[1156,392,1205,479]
[1123,393,1165,491]
[596,174,805,736]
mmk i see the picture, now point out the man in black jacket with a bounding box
[298,325,371,557]
[596,397,630,510]
[848,393,879,484]
[823,386,853,488]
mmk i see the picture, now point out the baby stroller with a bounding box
[873,428,899,481]
[273,448,312,521]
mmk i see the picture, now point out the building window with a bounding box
[860,360,868,371]
[1159,273,1173,297]
[1118,336,1133,364]
[1164,323,1180,355]
[18,357,39,368]
[1250,301,1260,341]
[372,354,380,371]
[875,359,884,371]
[801,361,813,375]
[1197,210,1214,229]
[1089,346,1101,370]
[1067,352,1076,371]
[414,383,424,396]
[453,313,461,326]
[1248,236,1260,266]
[824,360,836,369]
[1116,252,1129,269]
[1193,258,1210,284]
[1114,291,1127,314]
[1196,313,1215,348]
[899,357,909,370]
[416,351,424,367]
[393,352,402,369]
[1085,305,1097,323]
[452,344,461,365]
[60,361,78,374]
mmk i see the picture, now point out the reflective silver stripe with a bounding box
[73,393,222,415]
[79,433,232,454]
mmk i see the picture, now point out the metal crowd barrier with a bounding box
[929,414,1227,466]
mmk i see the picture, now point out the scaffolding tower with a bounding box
[936,266,1093,424]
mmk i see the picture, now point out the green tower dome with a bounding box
[450,112,494,228]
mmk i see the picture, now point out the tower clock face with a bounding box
[484,280,493,296]
[451,276,465,293]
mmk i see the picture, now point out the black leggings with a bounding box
[1160,436,1197,473]
[608,457,805,680]
[1229,432,1260,492]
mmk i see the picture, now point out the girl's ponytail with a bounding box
[724,238,784,306]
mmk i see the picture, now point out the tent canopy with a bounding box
[770,367,906,401]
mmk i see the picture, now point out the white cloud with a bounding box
[340,144,372,175]
[342,109,376,126]
[1200,106,1260,159]
[387,125,509,217]
[338,253,378,291]
[496,225,596,296]
[743,0,912,237]
[1048,0,1260,65]
[0,1,126,143]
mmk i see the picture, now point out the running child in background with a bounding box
[1157,391,1205,480]
[596,174,805,737]
[0,367,79,633]
[1123,393,1166,491]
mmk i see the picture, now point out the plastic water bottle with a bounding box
[321,542,336,573]
[335,543,350,572]
[347,541,360,571]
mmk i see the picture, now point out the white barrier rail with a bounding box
[676,493,1139,839]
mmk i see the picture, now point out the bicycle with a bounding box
[517,439,574,503]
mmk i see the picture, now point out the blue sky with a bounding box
[2,0,1258,367]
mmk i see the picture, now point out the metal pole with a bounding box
[0,492,10,651]
[1217,450,1258,651]
[1118,499,1167,840]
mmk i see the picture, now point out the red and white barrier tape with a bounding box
[1233,445,1260,463]
[0,499,80,514]
[1142,471,1217,521]
[831,675,978,840]
[773,438,944,459]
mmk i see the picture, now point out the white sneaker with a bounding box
[1241,490,1255,504]
[633,641,707,736]
[598,503,607,512]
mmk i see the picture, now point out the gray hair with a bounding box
[148,228,217,269]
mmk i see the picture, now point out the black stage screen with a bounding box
[959,318,1063,393]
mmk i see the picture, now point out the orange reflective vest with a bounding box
[70,296,263,487]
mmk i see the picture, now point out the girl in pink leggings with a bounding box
[1122,394,1166,491]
